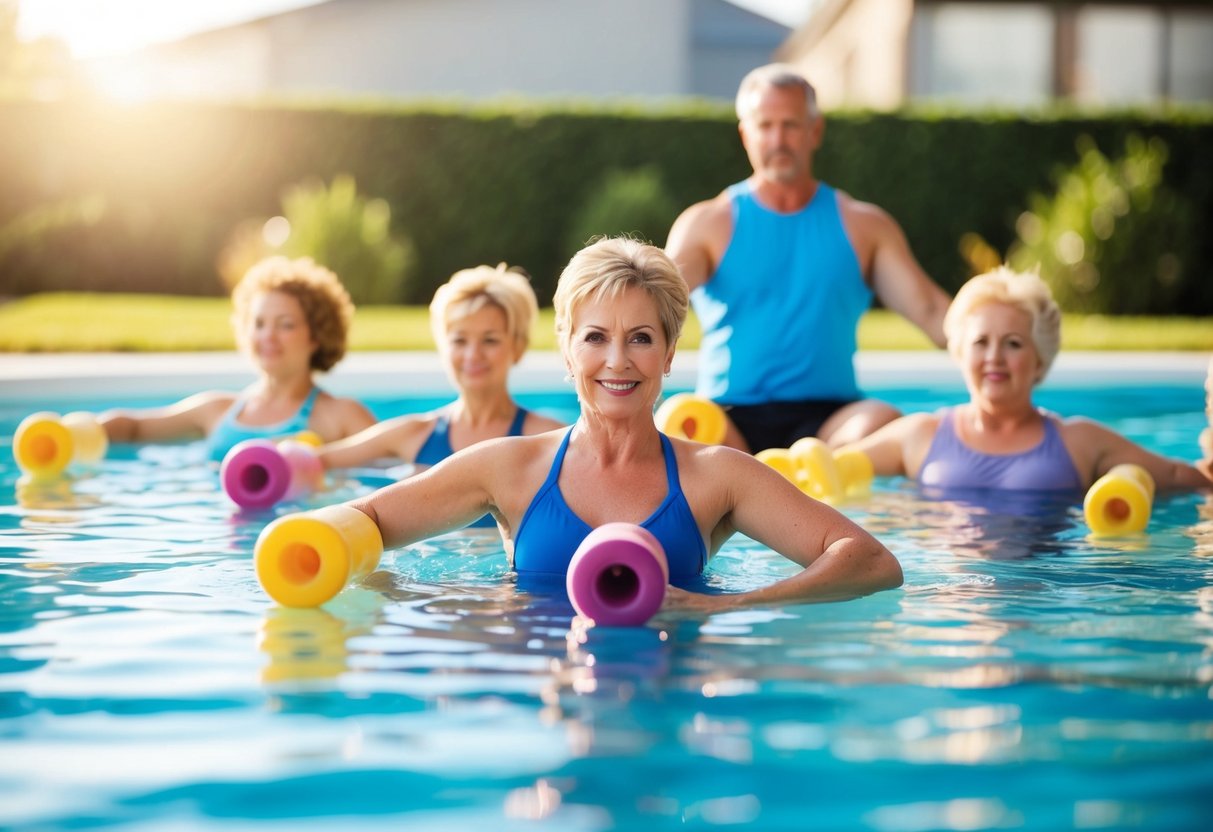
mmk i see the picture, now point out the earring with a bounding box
[564,372,573,383]
[664,370,671,378]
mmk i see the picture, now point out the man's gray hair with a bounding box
[735,63,819,120]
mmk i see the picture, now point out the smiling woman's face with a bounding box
[245,290,316,376]
[565,285,673,420]
[957,302,1042,406]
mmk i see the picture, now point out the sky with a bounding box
[17,0,822,59]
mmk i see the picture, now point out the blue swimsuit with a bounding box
[512,429,708,580]
[207,386,320,461]
[416,407,529,529]
[919,408,1083,491]
[415,407,528,465]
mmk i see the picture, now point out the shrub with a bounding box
[562,166,679,260]
[218,174,416,304]
[1005,135,1195,314]
[0,195,107,294]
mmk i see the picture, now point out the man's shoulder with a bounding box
[669,190,734,248]
[833,188,890,221]
[680,188,734,221]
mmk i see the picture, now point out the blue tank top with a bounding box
[691,181,871,404]
[206,386,320,461]
[919,408,1083,491]
[512,429,707,580]
[417,406,529,529]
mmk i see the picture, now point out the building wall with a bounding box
[779,0,913,110]
[689,0,793,99]
[84,0,787,102]
[778,0,1213,110]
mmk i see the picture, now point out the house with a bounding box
[83,0,791,102]
[777,0,1213,110]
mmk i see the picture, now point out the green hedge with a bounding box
[1,97,1210,313]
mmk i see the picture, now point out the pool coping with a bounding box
[1,350,1208,402]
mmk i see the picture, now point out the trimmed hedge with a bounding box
[1,97,1210,313]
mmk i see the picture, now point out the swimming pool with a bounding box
[1,363,1211,831]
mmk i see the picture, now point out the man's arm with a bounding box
[665,197,732,292]
[845,200,950,348]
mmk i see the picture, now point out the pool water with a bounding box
[1,386,1211,831]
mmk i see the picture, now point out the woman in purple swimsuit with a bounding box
[842,267,1213,492]
[342,238,902,610]
[318,264,563,474]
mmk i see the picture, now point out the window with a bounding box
[1074,6,1162,105]
[910,2,1053,107]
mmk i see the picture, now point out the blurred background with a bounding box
[2,0,1211,320]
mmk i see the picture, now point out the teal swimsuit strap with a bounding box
[297,385,321,422]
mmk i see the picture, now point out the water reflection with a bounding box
[257,587,386,684]
[15,474,103,514]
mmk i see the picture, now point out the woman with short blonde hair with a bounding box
[844,266,1211,492]
[319,263,564,527]
[330,236,902,607]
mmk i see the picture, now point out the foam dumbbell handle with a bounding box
[61,412,108,465]
[566,522,669,626]
[1083,463,1155,536]
[654,394,727,445]
[789,437,844,502]
[12,411,105,478]
[221,438,322,509]
[255,504,385,607]
[833,448,874,497]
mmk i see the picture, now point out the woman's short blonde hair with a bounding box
[944,265,1062,384]
[553,237,688,352]
[429,264,538,355]
[230,256,354,372]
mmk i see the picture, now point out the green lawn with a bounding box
[1,292,1211,352]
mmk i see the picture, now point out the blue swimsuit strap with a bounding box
[507,407,527,436]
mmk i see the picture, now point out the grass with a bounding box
[1,291,1211,352]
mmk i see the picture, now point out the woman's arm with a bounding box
[839,411,939,479]
[1065,418,1213,491]
[347,444,501,546]
[670,447,903,612]
[98,391,234,443]
[317,414,433,470]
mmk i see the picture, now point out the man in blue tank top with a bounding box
[666,64,951,453]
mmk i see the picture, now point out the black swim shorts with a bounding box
[725,399,856,453]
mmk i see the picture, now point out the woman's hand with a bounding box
[661,585,736,615]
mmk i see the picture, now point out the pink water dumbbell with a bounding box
[220,439,324,510]
[566,522,669,626]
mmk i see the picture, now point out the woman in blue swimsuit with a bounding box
[318,264,563,526]
[98,256,375,458]
[341,238,902,610]
[842,267,1213,492]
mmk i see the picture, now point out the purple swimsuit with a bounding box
[918,408,1083,491]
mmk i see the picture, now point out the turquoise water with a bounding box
[1,386,1211,831]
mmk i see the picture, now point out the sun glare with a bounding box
[16,0,319,59]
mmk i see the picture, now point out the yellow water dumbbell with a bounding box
[755,447,796,481]
[833,448,874,498]
[13,411,108,478]
[1083,463,1155,536]
[255,504,385,607]
[654,394,727,445]
[789,437,844,502]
